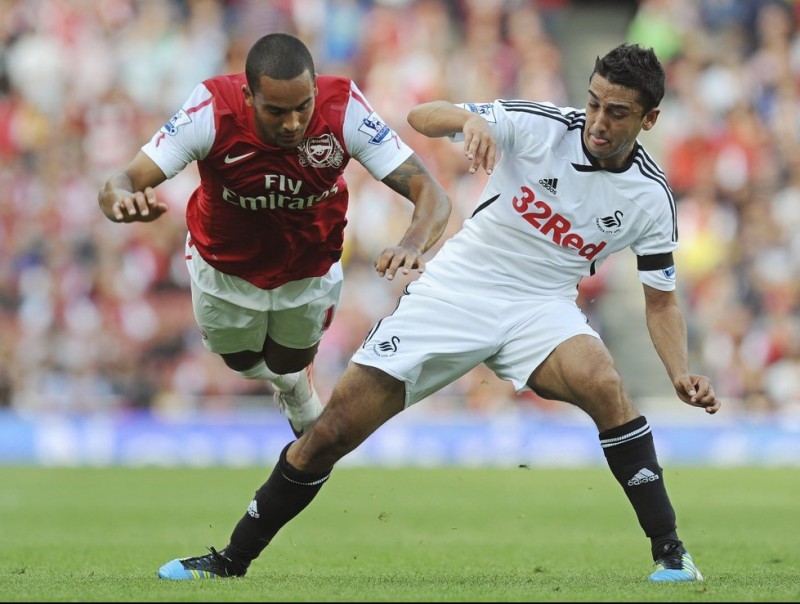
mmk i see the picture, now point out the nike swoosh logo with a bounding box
[224,151,255,164]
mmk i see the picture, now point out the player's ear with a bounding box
[641,107,660,131]
[242,84,254,107]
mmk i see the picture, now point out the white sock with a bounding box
[235,359,299,392]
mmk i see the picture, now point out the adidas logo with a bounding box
[627,468,660,486]
[247,500,260,519]
[539,177,558,194]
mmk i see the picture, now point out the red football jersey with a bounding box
[143,74,412,289]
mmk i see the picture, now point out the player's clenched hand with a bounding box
[108,187,169,223]
[674,374,720,414]
[463,115,496,175]
[374,245,425,281]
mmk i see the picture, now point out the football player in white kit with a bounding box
[98,34,451,440]
[157,43,719,582]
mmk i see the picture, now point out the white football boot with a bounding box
[273,364,323,437]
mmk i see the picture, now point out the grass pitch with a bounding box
[0,466,797,602]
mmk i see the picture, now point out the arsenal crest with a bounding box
[297,134,344,168]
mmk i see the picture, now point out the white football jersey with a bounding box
[419,100,678,300]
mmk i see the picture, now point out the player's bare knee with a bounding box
[589,367,625,399]
[221,351,262,372]
[581,370,639,428]
[264,357,310,375]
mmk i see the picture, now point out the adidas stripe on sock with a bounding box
[225,442,330,564]
[600,416,677,539]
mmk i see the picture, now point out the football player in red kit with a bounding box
[98,33,451,436]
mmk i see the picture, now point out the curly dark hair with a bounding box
[245,33,315,91]
[591,43,665,112]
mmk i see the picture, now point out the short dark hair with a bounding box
[591,43,665,112]
[245,33,315,91]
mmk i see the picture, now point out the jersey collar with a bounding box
[574,134,640,173]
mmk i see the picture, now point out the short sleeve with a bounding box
[141,83,215,179]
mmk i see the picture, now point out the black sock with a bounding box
[224,442,331,566]
[599,416,680,558]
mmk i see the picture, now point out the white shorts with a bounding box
[185,235,343,354]
[350,279,599,407]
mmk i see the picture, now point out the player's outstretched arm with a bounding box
[407,101,496,175]
[375,153,451,280]
[98,151,170,223]
[642,284,721,414]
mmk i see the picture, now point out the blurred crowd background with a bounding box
[0,0,798,419]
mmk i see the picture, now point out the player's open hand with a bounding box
[674,374,720,414]
[108,186,169,223]
[374,245,425,281]
[463,115,496,175]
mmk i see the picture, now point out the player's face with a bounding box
[583,74,659,170]
[245,71,317,149]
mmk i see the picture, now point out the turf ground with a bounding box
[1,466,797,602]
